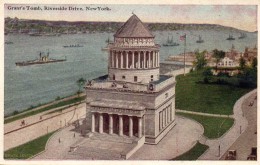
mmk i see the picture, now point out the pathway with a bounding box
[220,91,257,160]
[176,109,232,118]
[198,89,256,160]
[4,103,86,151]
[129,115,204,160]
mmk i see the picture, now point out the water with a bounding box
[4,30,257,115]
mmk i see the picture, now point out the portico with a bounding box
[90,99,145,138]
[91,113,144,138]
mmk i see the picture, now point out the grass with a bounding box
[177,112,234,139]
[4,131,55,159]
[173,142,209,160]
[176,71,252,115]
[4,96,85,124]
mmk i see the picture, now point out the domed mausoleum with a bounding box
[85,14,176,148]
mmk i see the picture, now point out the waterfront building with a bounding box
[85,14,176,145]
[218,57,239,67]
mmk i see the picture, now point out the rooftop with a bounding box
[86,74,175,93]
[114,14,154,38]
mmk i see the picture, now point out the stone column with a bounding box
[129,116,133,137]
[120,52,123,69]
[157,52,160,67]
[148,51,151,68]
[99,113,103,133]
[161,111,164,129]
[116,52,118,68]
[111,51,114,68]
[132,52,135,69]
[138,52,141,69]
[164,109,166,126]
[144,51,146,68]
[126,51,129,69]
[109,114,113,134]
[168,106,171,122]
[154,52,156,67]
[162,110,165,128]
[155,52,158,67]
[138,117,142,138]
[119,115,123,136]
[166,108,168,124]
[159,112,162,131]
[91,113,95,132]
[153,52,155,68]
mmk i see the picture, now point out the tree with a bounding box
[239,57,246,70]
[202,67,213,83]
[212,49,225,71]
[251,57,257,70]
[76,77,86,96]
[193,50,207,70]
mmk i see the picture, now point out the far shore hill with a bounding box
[4,17,256,34]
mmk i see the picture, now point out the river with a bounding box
[4,30,257,115]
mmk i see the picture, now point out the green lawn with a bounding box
[176,71,252,115]
[4,131,55,159]
[177,112,234,139]
[173,142,209,160]
[4,96,85,124]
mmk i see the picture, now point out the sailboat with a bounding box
[238,33,246,39]
[163,36,179,46]
[196,35,204,43]
[102,36,113,51]
[226,34,235,40]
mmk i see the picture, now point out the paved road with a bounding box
[4,103,86,151]
[198,89,256,160]
[220,91,257,160]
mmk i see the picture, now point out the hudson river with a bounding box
[4,30,257,115]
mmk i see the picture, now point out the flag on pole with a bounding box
[180,34,186,41]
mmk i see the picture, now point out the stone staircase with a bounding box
[66,133,145,160]
[90,132,137,144]
[66,146,123,160]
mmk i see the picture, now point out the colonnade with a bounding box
[110,50,159,69]
[91,113,143,138]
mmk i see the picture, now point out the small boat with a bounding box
[63,44,83,48]
[44,33,61,37]
[15,51,66,66]
[163,36,179,46]
[5,41,13,44]
[29,32,43,36]
[238,33,246,39]
[226,34,235,40]
[196,35,204,43]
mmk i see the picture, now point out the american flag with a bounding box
[180,34,186,41]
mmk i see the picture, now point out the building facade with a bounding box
[85,14,176,144]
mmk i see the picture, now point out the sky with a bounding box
[4,4,257,32]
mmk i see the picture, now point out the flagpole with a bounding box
[184,34,186,76]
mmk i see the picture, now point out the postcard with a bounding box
[1,0,259,164]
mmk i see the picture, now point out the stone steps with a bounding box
[68,146,123,160]
[90,132,137,144]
